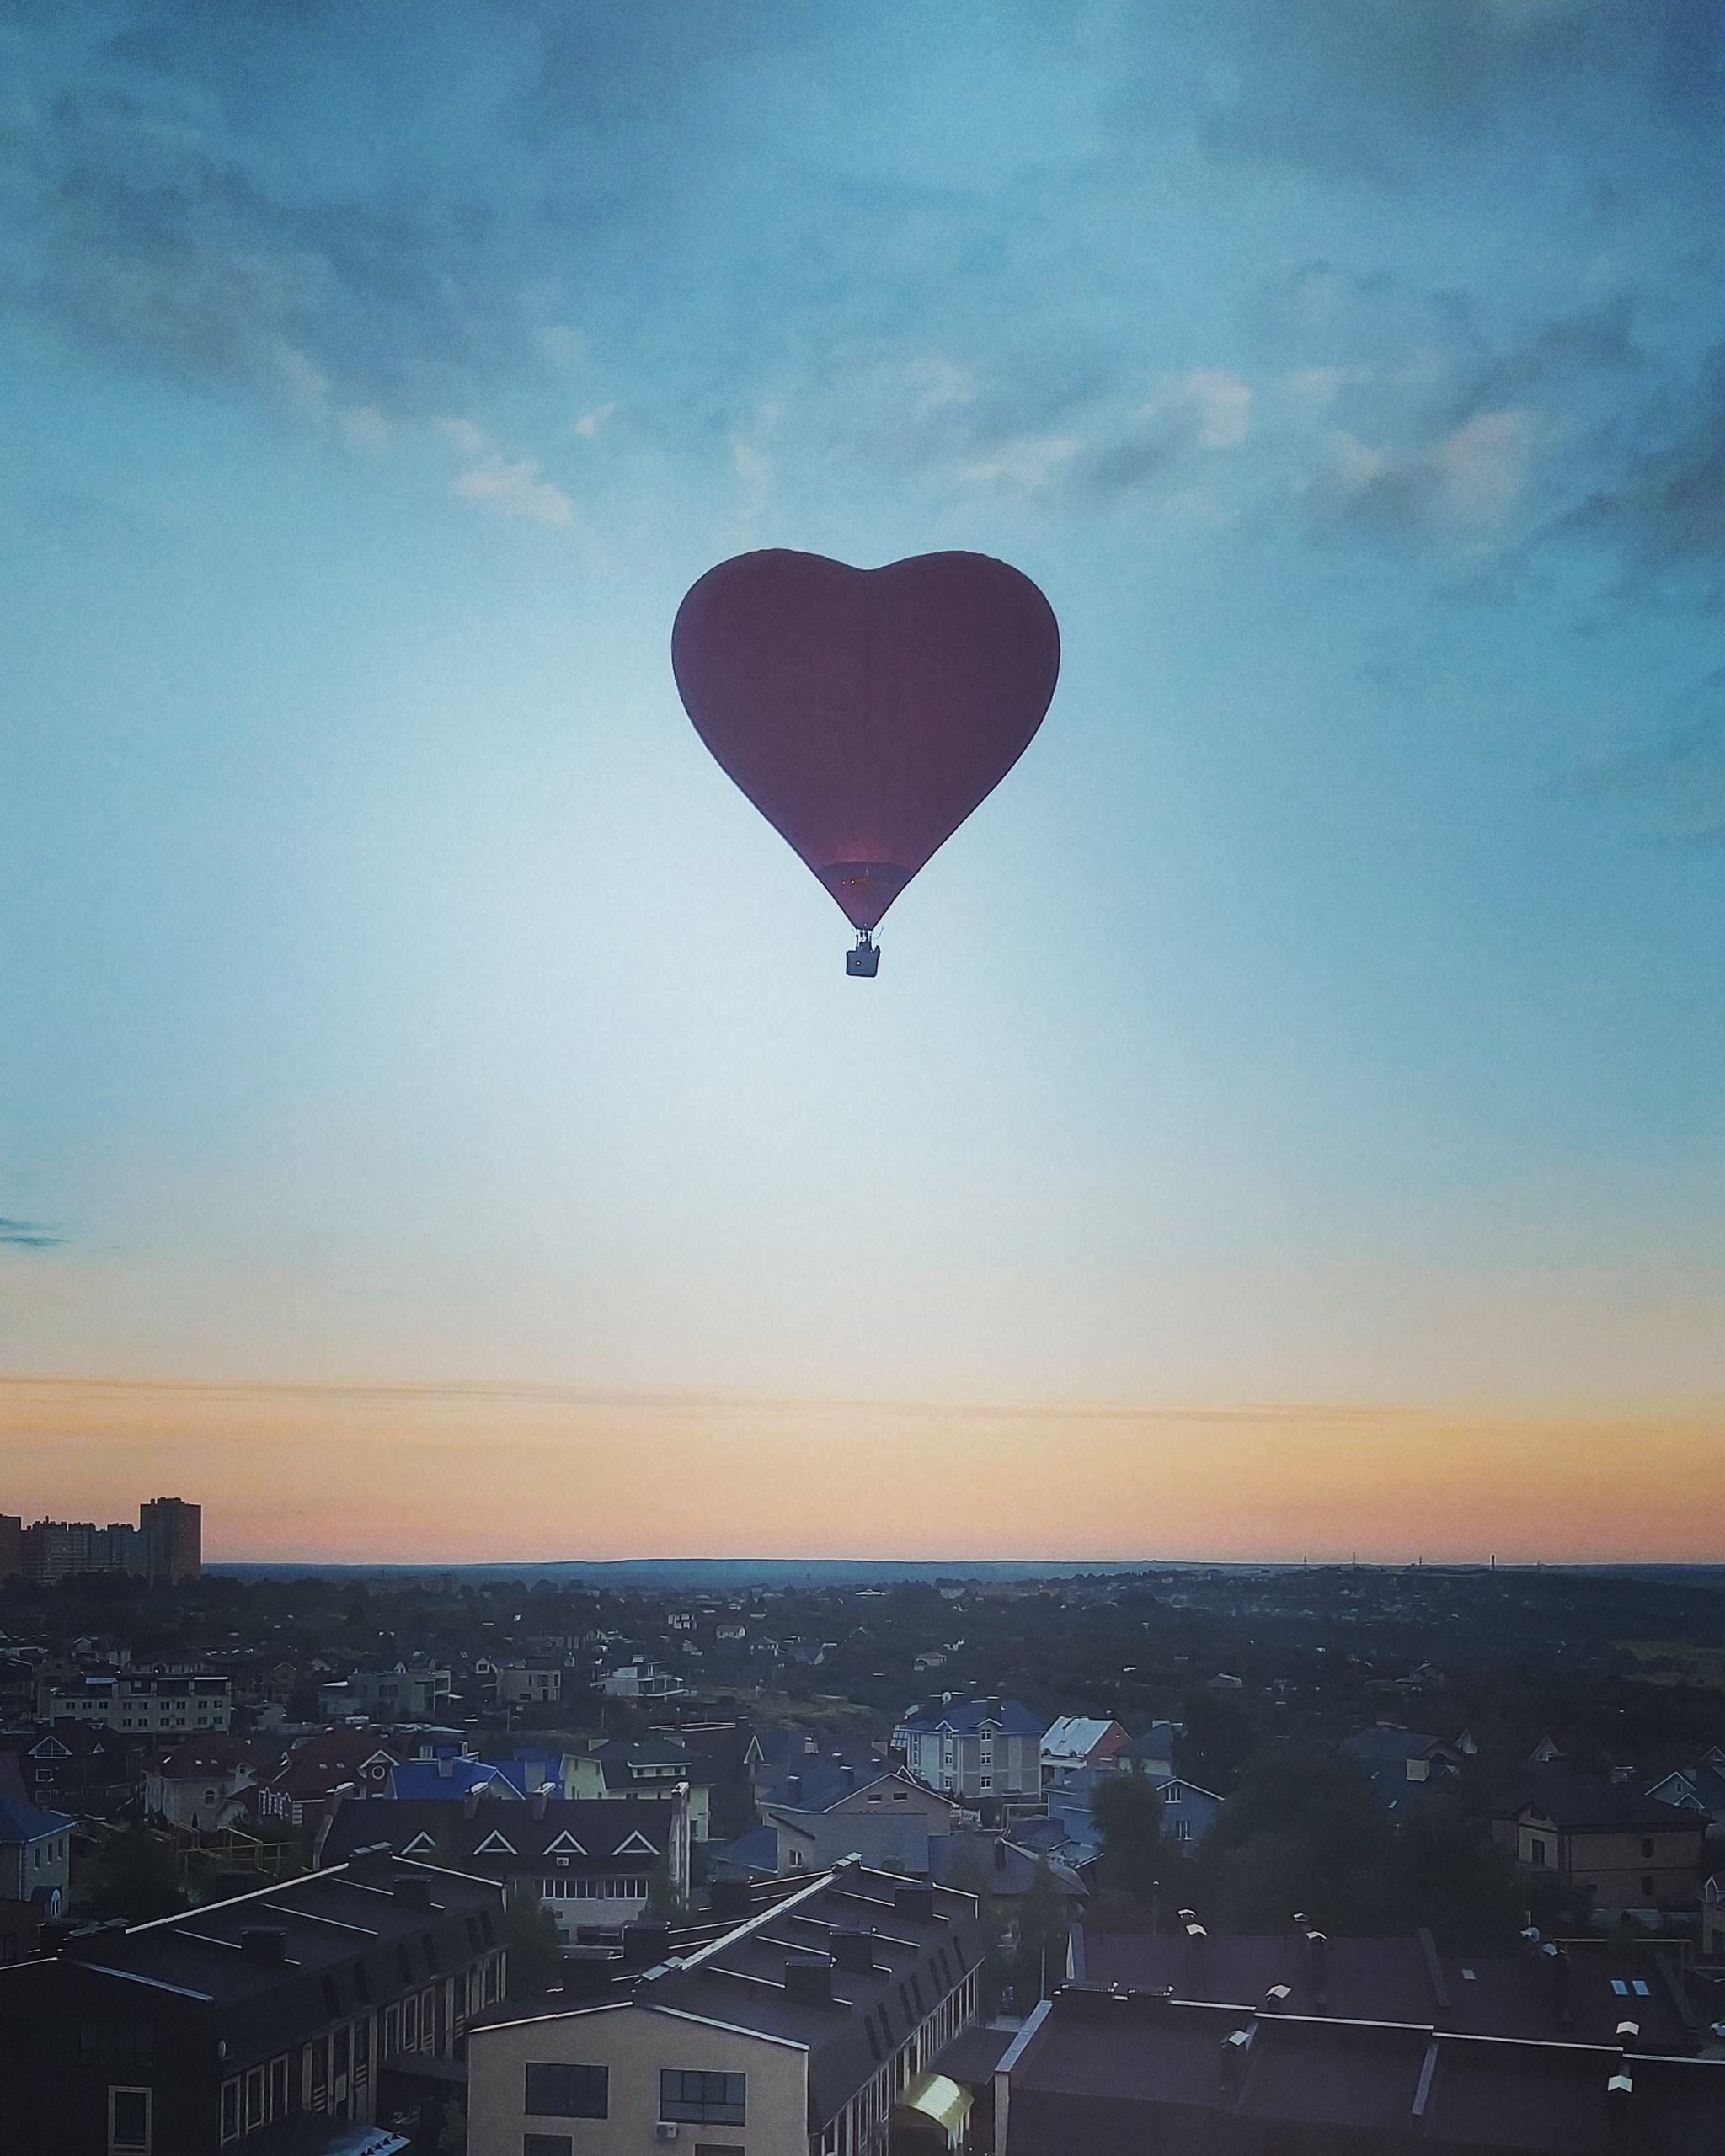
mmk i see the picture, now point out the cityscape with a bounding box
[3,1502,1725,2149]
[3,3,1723,2155]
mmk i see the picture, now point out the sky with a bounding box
[0,0,1721,1563]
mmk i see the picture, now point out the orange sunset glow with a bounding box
[3,1376,1721,1567]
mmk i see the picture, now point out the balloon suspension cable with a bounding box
[846,928,880,979]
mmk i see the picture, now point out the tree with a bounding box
[1194,1750,1396,1934]
[1391,1795,1523,1952]
[435,2098,467,2155]
[1092,1770,1165,1912]
[1010,1863,1071,2006]
[644,1854,694,1924]
[83,1826,186,1924]
[501,1892,563,2001]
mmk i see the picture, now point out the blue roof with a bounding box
[900,1698,1041,1737]
[389,1759,508,1801]
[0,1796,76,1844]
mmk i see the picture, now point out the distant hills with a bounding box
[208,1556,1725,1588]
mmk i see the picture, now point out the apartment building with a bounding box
[37,1670,232,1737]
[0,1852,506,2155]
[894,1698,1043,1802]
[467,1860,983,2156]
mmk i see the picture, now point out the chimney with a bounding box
[985,1698,1003,1723]
[1219,2025,1252,2104]
[622,1920,671,1967]
[783,1956,835,2007]
[1184,1922,1209,1997]
[558,1945,619,1999]
[393,1874,434,1911]
[787,1773,804,1806]
[238,1925,287,1965]
[1262,1984,1291,2012]
[831,1929,878,1977]
[841,1762,856,1785]
[532,1788,549,1822]
[1544,1943,1574,2030]
[1304,1929,1330,2009]
[436,1755,452,1780]
[894,1883,936,1922]
[708,1877,754,1921]
[994,1838,1009,1872]
[463,1786,483,1820]
[1606,2069,1633,2153]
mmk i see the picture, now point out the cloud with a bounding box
[1564,343,1725,580]
[450,451,573,527]
[0,1217,64,1250]
[1565,664,1725,846]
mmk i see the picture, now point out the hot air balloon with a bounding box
[672,550,1060,974]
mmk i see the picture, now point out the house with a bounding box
[466,1860,984,2156]
[1705,1871,1724,1959]
[1071,1924,1706,2052]
[1040,1717,1130,1790]
[493,1656,563,1709]
[0,1786,74,1919]
[750,1733,887,1812]
[1645,1751,1725,1828]
[0,1719,142,1815]
[1492,1771,1709,1914]
[993,1983,1725,2155]
[250,1724,407,1832]
[0,1849,505,2154]
[316,1787,691,1945]
[576,1737,713,1842]
[895,1698,1043,1802]
[1343,1726,1461,1815]
[1206,1671,1244,1691]
[596,1658,686,1701]
[144,1734,262,1831]
[318,1660,451,1723]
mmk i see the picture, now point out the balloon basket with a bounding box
[846,933,880,979]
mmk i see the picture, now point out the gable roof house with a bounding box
[249,1724,408,1832]
[143,1733,264,1832]
[466,1860,984,2156]
[1492,1772,1709,1915]
[1041,1717,1131,1790]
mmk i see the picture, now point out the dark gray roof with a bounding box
[1506,1771,1703,1833]
[0,1852,501,2073]
[1074,1927,1700,2053]
[1000,1987,1725,2156]
[318,1793,676,1872]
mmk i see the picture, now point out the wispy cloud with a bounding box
[0,1216,64,1250]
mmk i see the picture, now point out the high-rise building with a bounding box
[6,1497,201,1584]
[139,1496,201,1583]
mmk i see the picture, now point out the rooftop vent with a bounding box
[893,1884,935,1922]
[783,1955,835,2007]
[708,1878,754,1921]
[393,1876,435,1911]
[238,1926,287,1965]
[831,1929,878,1977]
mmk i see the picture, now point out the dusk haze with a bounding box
[2,9,1721,1562]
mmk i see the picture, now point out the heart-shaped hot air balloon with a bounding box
[672,550,1060,973]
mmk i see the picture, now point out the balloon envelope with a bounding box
[672,550,1060,931]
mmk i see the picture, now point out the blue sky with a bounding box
[0,2,1721,1554]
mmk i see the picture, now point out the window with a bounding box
[660,2070,746,2126]
[524,2140,573,2156]
[220,2079,241,2144]
[244,2066,265,2130]
[1632,1978,1651,1997]
[1641,1876,1655,1898]
[109,2087,151,2154]
[268,2055,289,2119]
[1642,1839,1655,1860]
[525,2063,609,2118]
